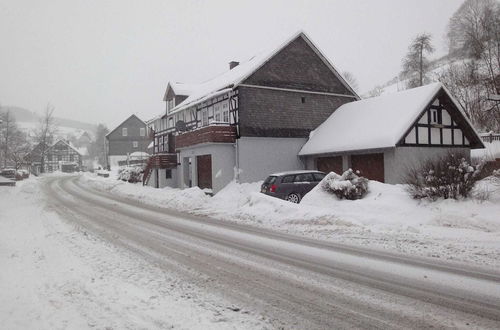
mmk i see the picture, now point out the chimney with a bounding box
[229,61,239,70]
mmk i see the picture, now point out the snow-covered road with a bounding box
[39,175,500,329]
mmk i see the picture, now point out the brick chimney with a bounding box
[229,61,239,70]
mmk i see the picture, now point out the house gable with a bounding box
[398,88,484,149]
[242,35,354,95]
[106,115,147,140]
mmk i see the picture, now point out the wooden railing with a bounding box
[480,133,500,143]
[175,124,237,149]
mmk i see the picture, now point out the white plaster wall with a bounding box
[237,137,307,183]
[385,146,470,184]
[108,155,128,169]
[178,144,235,193]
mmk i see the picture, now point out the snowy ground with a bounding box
[0,177,270,329]
[82,173,500,270]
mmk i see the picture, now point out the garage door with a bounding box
[316,156,343,174]
[351,153,384,182]
[197,154,212,190]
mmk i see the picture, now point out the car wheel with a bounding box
[286,193,301,204]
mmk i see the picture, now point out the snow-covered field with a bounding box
[0,178,269,329]
[82,173,500,270]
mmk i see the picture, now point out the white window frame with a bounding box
[122,127,128,136]
[430,109,439,124]
[140,127,145,136]
[132,141,138,148]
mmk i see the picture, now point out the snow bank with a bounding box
[81,173,500,268]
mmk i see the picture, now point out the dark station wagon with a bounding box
[261,170,326,203]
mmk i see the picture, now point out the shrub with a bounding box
[405,153,484,200]
[321,169,369,200]
[117,166,144,183]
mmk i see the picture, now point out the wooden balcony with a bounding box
[175,124,237,149]
[149,153,177,169]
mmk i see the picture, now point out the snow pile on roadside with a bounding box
[82,172,500,234]
[81,174,210,211]
[302,178,500,233]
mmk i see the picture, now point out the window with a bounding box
[70,155,74,161]
[140,127,145,136]
[201,109,209,126]
[133,141,138,148]
[58,155,62,161]
[430,109,441,124]
[122,127,128,136]
[214,104,221,122]
[282,175,295,183]
[166,98,175,112]
[313,173,326,181]
[168,117,174,128]
[294,173,313,182]
[47,155,52,161]
[165,169,172,179]
[301,97,306,104]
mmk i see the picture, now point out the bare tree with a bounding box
[342,71,359,93]
[444,0,500,130]
[366,85,384,98]
[33,104,58,173]
[88,123,109,168]
[401,33,435,88]
[0,109,31,169]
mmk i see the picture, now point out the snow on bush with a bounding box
[321,169,369,200]
[405,153,484,200]
[117,166,144,183]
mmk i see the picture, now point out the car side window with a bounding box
[294,173,313,182]
[281,175,295,183]
[313,173,326,181]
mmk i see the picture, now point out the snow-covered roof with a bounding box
[76,147,88,156]
[47,139,83,155]
[300,82,481,156]
[166,31,358,115]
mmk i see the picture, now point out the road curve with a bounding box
[42,175,500,329]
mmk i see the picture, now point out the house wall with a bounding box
[243,36,352,94]
[385,146,471,184]
[237,137,307,183]
[107,116,151,157]
[238,87,353,137]
[178,143,235,193]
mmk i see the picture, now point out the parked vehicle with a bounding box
[261,170,326,203]
[0,168,17,180]
[18,169,30,179]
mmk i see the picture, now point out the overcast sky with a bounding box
[0,0,462,128]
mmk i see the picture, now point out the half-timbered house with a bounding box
[28,139,83,174]
[299,83,485,183]
[144,31,359,192]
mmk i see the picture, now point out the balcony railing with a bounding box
[148,153,177,169]
[175,124,237,149]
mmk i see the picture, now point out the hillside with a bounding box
[0,105,97,138]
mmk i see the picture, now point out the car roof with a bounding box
[269,170,325,177]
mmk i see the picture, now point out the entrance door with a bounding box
[196,154,212,190]
[316,156,343,174]
[351,153,384,182]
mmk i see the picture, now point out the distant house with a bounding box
[28,139,83,174]
[144,31,358,192]
[106,114,152,169]
[299,83,485,183]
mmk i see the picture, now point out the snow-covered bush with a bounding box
[117,166,143,183]
[405,153,484,200]
[321,169,369,200]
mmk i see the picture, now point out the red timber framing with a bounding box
[175,125,237,149]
